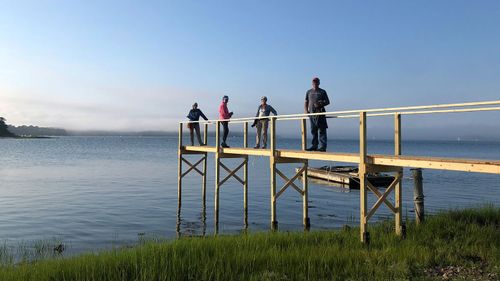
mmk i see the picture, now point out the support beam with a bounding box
[359,112,368,243]
[275,167,305,199]
[177,123,183,214]
[365,174,401,221]
[244,122,249,228]
[394,113,403,236]
[215,121,221,233]
[270,117,278,230]
[202,124,208,208]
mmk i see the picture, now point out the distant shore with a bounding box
[0,206,497,281]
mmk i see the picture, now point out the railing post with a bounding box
[214,121,221,233]
[270,116,278,230]
[243,122,249,228]
[177,123,183,214]
[412,168,424,224]
[394,113,403,236]
[301,118,310,229]
[359,112,369,244]
[301,118,307,151]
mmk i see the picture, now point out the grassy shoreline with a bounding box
[0,207,498,281]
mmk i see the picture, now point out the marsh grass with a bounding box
[0,206,498,280]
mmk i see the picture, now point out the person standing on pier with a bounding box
[186,103,208,146]
[219,95,233,148]
[251,96,277,149]
[304,77,330,152]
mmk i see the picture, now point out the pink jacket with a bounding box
[219,102,231,120]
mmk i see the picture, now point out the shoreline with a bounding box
[0,206,497,280]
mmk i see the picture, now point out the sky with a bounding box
[0,0,499,138]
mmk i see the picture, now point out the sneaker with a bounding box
[200,143,206,146]
[254,145,260,149]
[221,143,230,148]
[317,147,327,152]
[305,147,317,151]
[261,145,267,149]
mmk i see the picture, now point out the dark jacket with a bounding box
[187,109,208,122]
[252,104,277,127]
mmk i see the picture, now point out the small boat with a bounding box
[296,166,395,189]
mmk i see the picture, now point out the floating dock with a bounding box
[297,166,395,189]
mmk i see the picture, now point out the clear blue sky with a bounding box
[1,1,499,138]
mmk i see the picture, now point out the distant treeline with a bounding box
[0,117,17,137]
[8,125,68,137]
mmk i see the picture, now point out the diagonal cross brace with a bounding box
[365,173,402,221]
[181,156,205,178]
[219,160,246,186]
[275,165,306,199]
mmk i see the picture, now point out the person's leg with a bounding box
[222,122,229,145]
[255,121,262,147]
[189,126,195,146]
[319,127,327,150]
[195,124,203,145]
[262,120,268,148]
[309,118,319,149]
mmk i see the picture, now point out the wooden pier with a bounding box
[177,100,500,243]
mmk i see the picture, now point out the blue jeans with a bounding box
[310,117,327,149]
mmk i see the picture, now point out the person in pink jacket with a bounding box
[218,95,233,148]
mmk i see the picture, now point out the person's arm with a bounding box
[199,110,208,121]
[270,105,277,116]
[304,92,309,114]
[322,91,330,107]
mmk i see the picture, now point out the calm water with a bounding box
[0,136,499,254]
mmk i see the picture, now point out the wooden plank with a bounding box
[270,117,277,229]
[369,155,500,174]
[278,150,360,163]
[184,145,217,153]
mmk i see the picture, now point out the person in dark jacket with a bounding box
[187,103,208,146]
[251,96,277,149]
[304,77,330,151]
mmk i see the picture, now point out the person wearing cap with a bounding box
[186,103,208,146]
[251,96,277,149]
[304,77,330,151]
[218,95,233,148]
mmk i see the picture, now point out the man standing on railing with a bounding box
[219,95,233,148]
[304,77,330,152]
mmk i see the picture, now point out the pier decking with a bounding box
[178,100,500,243]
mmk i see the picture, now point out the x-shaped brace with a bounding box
[181,156,205,178]
[275,165,306,199]
[365,173,402,221]
[219,160,246,186]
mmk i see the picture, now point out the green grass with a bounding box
[0,206,498,281]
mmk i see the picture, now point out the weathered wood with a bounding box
[412,168,424,224]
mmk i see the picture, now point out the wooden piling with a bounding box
[177,123,183,212]
[202,123,208,207]
[412,168,424,224]
[270,117,278,230]
[243,122,249,228]
[301,119,310,229]
[394,113,403,236]
[359,112,368,243]
[215,121,221,233]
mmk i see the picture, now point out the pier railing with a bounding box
[177,100,500,243]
